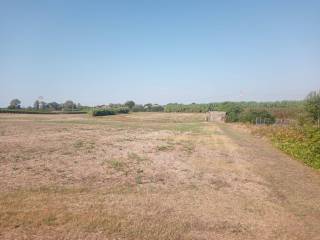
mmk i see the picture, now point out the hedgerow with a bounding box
[0,109,87,114]
[90,107,129,116]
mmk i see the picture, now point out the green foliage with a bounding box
[165,103,213,113]
[33,100,40,110]
[133,103,164,112]
[149,105,164,112]
[8,99,21,109]
[63,100,76,110]
[116,107,130,114]
[0,108,87,114]
[305,90,320,124]
[0,109,53,114]
[90,109,116,116]
[90,107,129,116]
[255,125,320,169]
[164,101,303,123]
[217,102,243,122]
[124,100,135,109]
[131,104,145,112]
[239,109,275,124]
[47,102,61,110]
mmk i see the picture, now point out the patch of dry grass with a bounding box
[1,113,319,239]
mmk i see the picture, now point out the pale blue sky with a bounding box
[0,0,319,107]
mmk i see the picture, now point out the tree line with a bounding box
[7,99,82,111]
[4,90,320,126]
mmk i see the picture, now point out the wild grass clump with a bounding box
[254,125,320,169]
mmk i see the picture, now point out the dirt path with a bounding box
[215,123,320,240]
[0,113,320,240]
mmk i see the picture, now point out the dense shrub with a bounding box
[116,107,130,114]
[164,103,214,113]
[124,100,135,109]
[164,101,303,115]
[305,90,320,126]
[132,105,145,112]
[150,105,164,112]
[91,107,129,116]
[220,103,243,122]
[0,109,54,114]
[91,109,116,116]
[164,101,299,123]
[0,108,87,114]
[239,109,275,124]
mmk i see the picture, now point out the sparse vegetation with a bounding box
[109,159,125,171]
[127,152,147,162]
[156,144,175,151]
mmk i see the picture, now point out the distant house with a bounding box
[205,111,226,122]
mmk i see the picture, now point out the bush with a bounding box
[0,108,87,114]
[116,107,130,114]
[132,105,145,112]
[90,107,129,116]
[150,105,164,112]
[144,104,164,112]
[91,109,116,116]
[0,109,54,114]
[305,90,320,124]
[239,109,275,124]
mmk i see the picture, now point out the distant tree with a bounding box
[144,103,153,111]
[63,100,75,110]
[239,109,275,124]
[305,90,320,127]
[8,99,21,109]
[39,101,47,110]
[109,103,122,108]
[47,102,60,110]
[33,100,40,110]
[150,104,164,112]
[124,100,135,109]
[132,104,145,112]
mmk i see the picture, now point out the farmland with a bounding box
[1,113,320,240]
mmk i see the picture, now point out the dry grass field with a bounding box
[1,113,320,240]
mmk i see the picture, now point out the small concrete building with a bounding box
[205,111,226,122]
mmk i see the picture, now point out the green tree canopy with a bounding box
[305,90,320,126]
[63,100,76,110]
[8,99,21,109]
[33,100,40,109]
[124,100,135,109]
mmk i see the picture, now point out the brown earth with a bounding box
[0,113,319,240]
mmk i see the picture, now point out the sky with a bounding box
[0,0,319,107]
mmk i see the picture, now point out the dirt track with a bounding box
[0,113,319,240]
